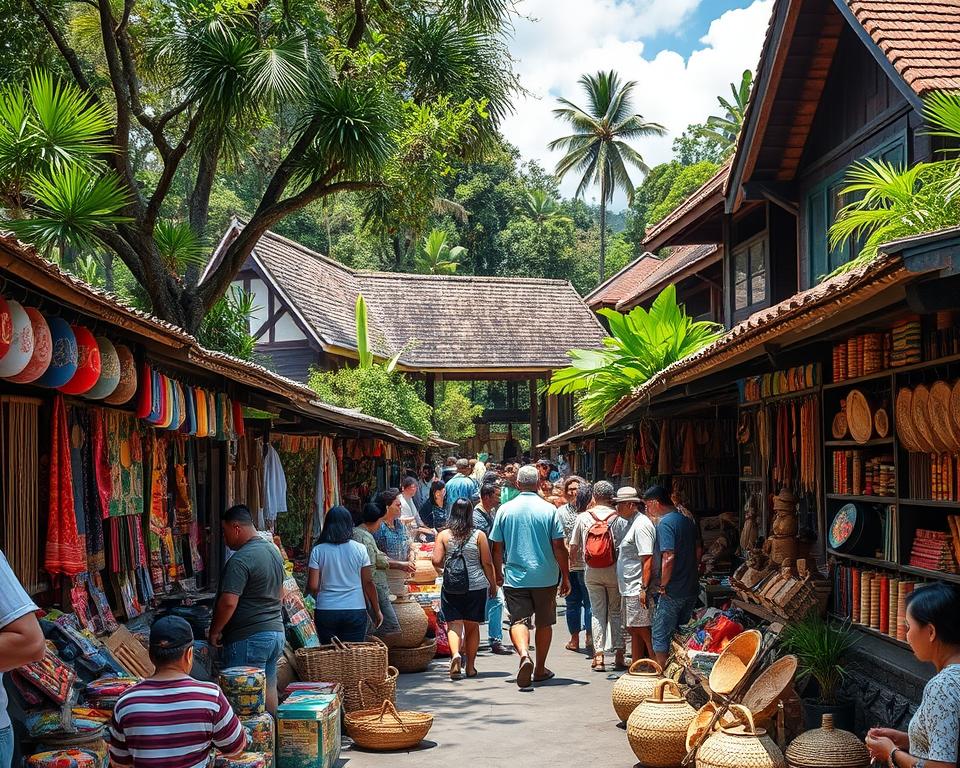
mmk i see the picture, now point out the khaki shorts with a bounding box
[503,585,558,628]
[622,594,652,628]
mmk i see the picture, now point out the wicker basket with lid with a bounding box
[785,714,870,768]
[626,679,696,767]
[695,705,785,768]
[611,658,665,722]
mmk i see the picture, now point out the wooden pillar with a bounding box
[529,377,540,454]
[425,373,436,409]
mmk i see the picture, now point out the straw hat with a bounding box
[613,486,642,504]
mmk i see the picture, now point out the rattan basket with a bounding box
[339,667,399,714]
[294,636,388,685]
[344,699,434,751]
[708,630,762,696]
[784,714,870,768]
[911,384,941,453]
[388,638,437,673]
[626,679,696,767]
[695,705,785,768]
[950,380,960,440]
[895,387,921,452]
[929,380,959,453]
[845,389,872,444]
[386,597,429,649]
[741,654,798,722]
[686,701,737,752]
[611,658,664,722]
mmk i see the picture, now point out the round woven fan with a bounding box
[846,389,873,444]
[895,387,921,453]
[928,380,959,453]
[874,407,889,438]
[831,410,848,439]
[951,380,960,441]
[912,384,944,453]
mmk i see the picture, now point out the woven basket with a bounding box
[686,702,737,752]
[895,387,921,452]
[950,380,960,442]
[386,597,429,649]
[626,679,696,768]
[873,408,889,439]
[294,636,388,686]
[911,384,941,453]
[709,630,761,696]
[696,705,785,768]
[830,411,848,440]
[344,699,434,751]
[741,654,798,722]
[845,389,872,444]
[351,671,399,714]
[785,714,870,767]
[411,560,438,584]
[929,380,959,453]
[388,639,437,673]
[611,658,664,722]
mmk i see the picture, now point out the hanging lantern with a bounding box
[7,308,52,384]
[59,325,101,395]
[84,337,121,400]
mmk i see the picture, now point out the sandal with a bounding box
[533,669,555,683]
[517,656,534,688]
[449,656,462,679]
[565,641,579,652]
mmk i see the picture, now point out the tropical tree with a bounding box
[697,69,753,150]
[828,92,960,275]
[550,70,665,282]
[415,229,466,275]
[6,0,518,333]
[547,285,723,426]
[522,189,573,231]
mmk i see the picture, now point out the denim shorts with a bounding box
[223,630,286,684]
[651,593,698,653]
[0,724,13,768]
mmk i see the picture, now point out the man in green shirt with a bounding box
[499,463,520,504]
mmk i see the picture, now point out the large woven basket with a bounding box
[385,598,429,649]
[344,699,434,751]
[845,389,872,444]
[388,638,437,673]
[696,705,785,768]
[612,658,664,722]
[784,714,870,768]
[741,654,798,722]
[929,380,959,453]
[911,384,941,452]
[686,701,737,752]
[294,636,388,686]
[708,630,761,696]
[351,671,399,713]
[896,387,921,452]
[626,679,696,767]
[950,380,960,440]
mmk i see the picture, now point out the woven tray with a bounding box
[911,384,943,453]
[846,389,873,444]
[344,699,433,751]
[929,381,959,453]
[895,387,920,452]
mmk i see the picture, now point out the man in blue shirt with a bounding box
[490,466,570,688]
[644,485,702,667]
[443,458,478,522]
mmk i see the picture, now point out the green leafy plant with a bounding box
[522,189,573,231]
[434,382,484,443]
[828,91,960,276]
[197,286,259,361]
[780,613,857,705]
[550,70,665,282]
[415,229,466,274]
[547,284,723,426]
[696,69,753,149]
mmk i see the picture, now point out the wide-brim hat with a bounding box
[613,486,642,504]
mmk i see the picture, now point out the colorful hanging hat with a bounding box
[175,382,187,429]
[84,337,120,400]
[184,384,196,435]
[0,301,36,378]
[104,345,137,405]
[35,315,76,386]
[207,390,216,437]
[159,376,175,429]
[195,387,208,438]
[0,295,14,361]
[7,307,51,384]
[233,399,245,437]
[135,362,152,418]
[146,368,163,424]
[59,325,101,394]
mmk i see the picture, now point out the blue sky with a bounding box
[501,0,773,208]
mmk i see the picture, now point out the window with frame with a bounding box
[733,236,767,311]
[807,135,907,284]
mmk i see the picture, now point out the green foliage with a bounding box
[780,613,856,704]
[155,221,208,272]
[697,69,752,149]
[196,286,258,360]
[646,161,720,227]
[309,364,434,439]
[415,229,465,274]
[672,122,731,166]
[828,91,960,276]
[434,381,483,443]
[548,284,723,425]
[355,293,373,369]
[522,189,573,229]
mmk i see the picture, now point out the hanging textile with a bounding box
[106,411,144,517]
[147,433,175,590]
[45,396,86,577]
[262,443,287,526]
[248,436,264,520]
[2,397,41,593]
[71,409,105,573]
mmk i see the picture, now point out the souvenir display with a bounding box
[276,692,341,768]
[58,325,100,394]
[0,300,36,378]
[84,337,120,400]
[8,307,51,383]
[611,659,665,722]
[104,344,137,405]
[221,667,267,716]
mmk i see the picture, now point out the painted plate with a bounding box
[829,503,858,550]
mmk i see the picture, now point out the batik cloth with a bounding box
[45,396,86,577]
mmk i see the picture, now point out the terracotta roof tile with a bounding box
[584,253,662,309]
[642,161,730,248]
[615,244,720,310]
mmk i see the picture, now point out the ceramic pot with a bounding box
[386,596,429,649]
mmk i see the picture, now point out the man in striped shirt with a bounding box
[109,616,247,768]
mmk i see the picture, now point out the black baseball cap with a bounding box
[150,615,194,653]
[642,484,672,505]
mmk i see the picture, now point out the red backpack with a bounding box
[583,510,617,568]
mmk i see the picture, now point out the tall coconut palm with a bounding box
[550,71,665,282]
[697,69,753,149]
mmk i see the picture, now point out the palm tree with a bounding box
[522,189,573,231]
[550,71,665,282]
[698,69,753,149]
[415,229,466,275]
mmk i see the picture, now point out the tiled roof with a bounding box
[584,253,662,309]
[615,244,721,310]
[642,161,730,249]
[848,0,960,95]
[242,227,607,370]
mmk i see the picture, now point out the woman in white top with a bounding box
[307,506,383,643]
[866,582,960,768]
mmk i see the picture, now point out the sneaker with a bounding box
[490,641,513,655]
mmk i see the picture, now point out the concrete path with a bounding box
[340,626,637,768]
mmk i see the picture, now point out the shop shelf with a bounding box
[823,370,892,391]
[823,438,895,447]
[898,498,960,509]
[826,494,896,504]
[898,564,960,585]
[826,549,897,569]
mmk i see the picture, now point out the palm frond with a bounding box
[155,221,208,271]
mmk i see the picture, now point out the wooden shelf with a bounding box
[899,498,960,509]
[826,494,896,504]
[824,437,895,447]
[823,370,892,391]
[740,385,821,406]
[849,621,911,650]
[824,352,960,392]
[740,476,763,483]
[899,564,960,585]
[827,549,897,569]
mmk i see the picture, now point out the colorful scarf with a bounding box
[45,396,86,577]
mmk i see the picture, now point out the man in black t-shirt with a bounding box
[209,505,285,714]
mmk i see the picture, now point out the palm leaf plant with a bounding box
[697,69,753,149]
[550,70,665,282]
[780,613,857,704]
[414,229,466,275]
[522,189,573,231]
[548,284,723,426]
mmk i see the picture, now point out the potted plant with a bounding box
[780,612,858,731]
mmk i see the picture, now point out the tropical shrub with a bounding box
[434,382,484,443]
[548,284,723,426]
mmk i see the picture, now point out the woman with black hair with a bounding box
[419,480,447,531]
[866,581,960,768]
[353,503,406,641]
[307,506,383,643]
[432,498,498,679]
[374,489,415,596]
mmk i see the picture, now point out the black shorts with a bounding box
[503,585,558,628]
[441,587,488,623]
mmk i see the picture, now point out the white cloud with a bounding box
[501,0,774,208]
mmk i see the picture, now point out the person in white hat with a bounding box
[613,487,656,663]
